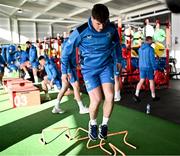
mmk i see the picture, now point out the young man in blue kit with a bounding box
[61,4,121,140]
[133,36,160,102]
[39,55,62,101]
[51,30,89,115]
[14,45,30,79]
[26,41,39,83]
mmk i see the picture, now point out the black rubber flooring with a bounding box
[118,80,180,124]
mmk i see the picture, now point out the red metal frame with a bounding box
[166,21,170,88]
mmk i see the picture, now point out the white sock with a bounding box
[77,101,84,109]
[34,76,38,83]
[25,71,29,75]
[151,92,155,98]
[115,90,121,98]
[55,99,60,109]
[135,90,140,97]
[90,119,97,125]
[102,116,109,125]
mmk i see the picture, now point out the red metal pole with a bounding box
[166,21,170,87]
[118,18,122,44]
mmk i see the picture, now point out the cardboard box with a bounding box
[3,78,23,92]
[7,79,33,91]
[3,78,23,87]
[9,86,41,108]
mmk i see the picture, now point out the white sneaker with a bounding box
[47,84,52,90]
[53,85,59,91]
[52,107,65,114]
[114,96,121,102]
[24,74,31,79]
[79,107,89,114]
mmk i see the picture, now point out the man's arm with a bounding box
[112,26,122,67]
[29,47,37,62]
[49,64,57,80]
[149,47,157,71]
[48,64,57,87]
[61,29,81,75]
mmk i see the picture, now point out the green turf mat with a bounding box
[0,93,180,155]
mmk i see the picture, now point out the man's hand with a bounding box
[154,70,157,75]
[67,73,72,81]
[116,63,122,72]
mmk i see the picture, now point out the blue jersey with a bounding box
[0,55,5,73]
[15,50,29,64]
[7,53,16,64]
[44,61,61,81]
[138,43,157,71]
[29,45,38,63]
[61,18,121,74]
[1,46,7,63]
[112,41,122,64]
[62,38,76,73]
[6,45,16,64]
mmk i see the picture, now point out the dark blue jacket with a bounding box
[62,38,76,73]
[0,54,5,73]
[6,45,16,64]
[61,18,121,74]
[138,43,157,71]
[15,50,29,64]
[29,45,38,63]
[44,61,61,81]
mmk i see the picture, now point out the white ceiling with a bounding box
[0,0,169,28]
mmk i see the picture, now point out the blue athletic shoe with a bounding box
[88,122,98,141]
[98,124,108,139]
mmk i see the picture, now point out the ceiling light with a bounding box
[17,9,23,13]
[29,0,37,2]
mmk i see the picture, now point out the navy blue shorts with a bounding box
[140,69,154,80]
[68,69,78,84]
[82,63,114,92]
[54,79,62,89]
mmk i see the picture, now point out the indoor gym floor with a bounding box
[0,80,180,155]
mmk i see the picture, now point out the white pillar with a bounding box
[171,13,180,70]
[11,18,20,44]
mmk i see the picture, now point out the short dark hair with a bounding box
[38,55,45,61]
[92,4,109,23]
[146,36,153,41]
[17,45,21,49]
[26,41,31,44]
[69,29,73,34]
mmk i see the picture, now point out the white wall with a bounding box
[37,23,51,41]
[19,21,36,43]
[0,17,11,44]
[171,13,180,70]
[53,24,67,37]
[0,17,68,44]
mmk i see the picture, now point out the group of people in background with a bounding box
[0,38,89,115]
